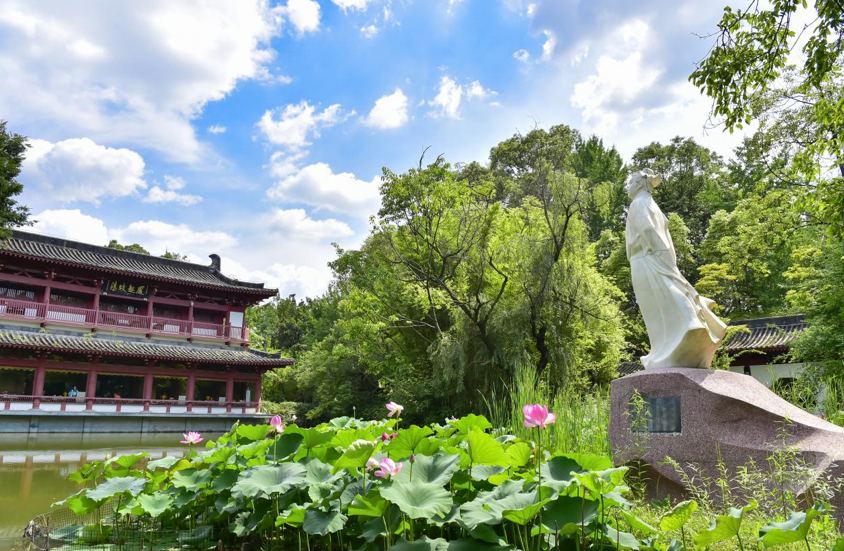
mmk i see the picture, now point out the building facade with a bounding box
[0,230,290,416]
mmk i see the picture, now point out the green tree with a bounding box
[107,239,151,255]
[631,136,733,249]
[0,121,31,236]
[161,250,188,261]
[691,0,844,235]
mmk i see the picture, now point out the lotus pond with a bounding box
[46,410,843,551]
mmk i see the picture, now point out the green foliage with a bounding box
[106,239,151,255]
[0,121,31,236]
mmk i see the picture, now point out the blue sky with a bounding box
[0,0,751,298]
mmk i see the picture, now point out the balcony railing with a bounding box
[0,297,248,343]
[0,394,260,414]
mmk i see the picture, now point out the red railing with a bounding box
[0,298,46,320]
[0,299,247,343]
[0,394,261,413]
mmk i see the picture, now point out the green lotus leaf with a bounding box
[137,493,172,518]
[693,500,758,548]
[388,536,450,551]
[458,479,527,529]
[276,506,307,527]
[68,462,105,483]
[541,495,600,533]
[659,500,699,532]
[447,539,515,551]
[349,491,390,517]
[231,462,307,499]
[571,467,628,496]
[107,453,148,476]
[331,429,376,449]
[304,457,345,500]
[286,426,336,452]
[86,476,147,502]
[381,480,453,519]
[453,414,493,435]
[389,425,434,459]
[759,506,824,548]
[178,526,212,544]
[64,494,101,515]
[506,442,532,468]
[50,525,84,541]
[466,430,510,467]
[622,510,660,536]
[831,538,844,551]
[146,456,179,471]
[200,445,237,465]
[267,433,304,461]
[333,439,377,473]
[303,508,348,536]
[210,469,240,492]
[79,524,113,544]
[236,423,270,442]
[172,468,212,490]
[603,523,640,550]
[470,465,507,482]
[392,452,460,485]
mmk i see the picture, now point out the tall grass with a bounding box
[481,364,611,455]
[770,374,844,426]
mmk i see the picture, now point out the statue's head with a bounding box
[626,169,662,199]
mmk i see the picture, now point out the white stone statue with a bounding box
[625,169,727,369]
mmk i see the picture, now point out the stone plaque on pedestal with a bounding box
[609,367,844,516]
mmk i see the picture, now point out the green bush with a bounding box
[260,400,315,424]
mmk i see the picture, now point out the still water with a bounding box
[0,432,221,551]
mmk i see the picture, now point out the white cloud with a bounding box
[332,0,374,11]
[163,175,186,190]
[144,187,203,206]
[282,0,321,35]
[0,1,284,163]
[540,30,557,61]
[113,220,238,257]
[32,209,110,245]
[570,19,663,135]
[268,161,381,216]
[428,76,463,118]
[207,124,226,134]
[361,24,379,38]
[257,101,349,148]
[228,261,333,299]
[427,76,495,119]
[362,88,409,129]
[22,138,147,204]
[263,208,354,240]
[513,49,531,63]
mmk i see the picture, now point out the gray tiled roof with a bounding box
[0,230,276,295]
[723,315,807,352]
[0,329,292,366]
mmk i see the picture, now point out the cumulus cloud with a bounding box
[570,19,664,135]
[282,0,321,35]
[31,209,110,245]
[227,260,333,299]
[360,24,379,38]
[427,76,496,119]
[0,0,284,163]
[144,175,203,206]
[22,138,146,204]
[332,0,374,11]
[362,88,409,129]
[257,101,349,148]
[267,161,381,216]
[207,124,226,134]
[513,49,531,63]
[263,208,354,240]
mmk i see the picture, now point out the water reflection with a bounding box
[0,432,222,551]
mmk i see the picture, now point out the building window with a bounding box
[0,286,36,301]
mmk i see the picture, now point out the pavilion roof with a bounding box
[0,230,277,297]
[723,314,807,353]
[0,329,293,367]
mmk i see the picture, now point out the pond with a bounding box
[0,432,220,551]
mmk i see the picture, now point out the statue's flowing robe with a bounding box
[626,193,726,369]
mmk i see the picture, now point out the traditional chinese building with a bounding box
[0,230,291,430]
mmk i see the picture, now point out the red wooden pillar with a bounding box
[143,361,154,411]
[92,281,102,328]
[86,356,99,410]
[187,294,195,337]
[225,372,234,412]
[186,367,195,412]
[32,352,47,408]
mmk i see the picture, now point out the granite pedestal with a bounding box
[609,368,844,513]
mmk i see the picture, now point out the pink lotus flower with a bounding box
[523,404,556,429]
[380,432,397,442]
[385,402,404,418]
[366,457,380,472]
[270,414,284,433]
[374,457,402,479]
[181,431,203,445]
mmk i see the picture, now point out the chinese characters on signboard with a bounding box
[101,280,151,299]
